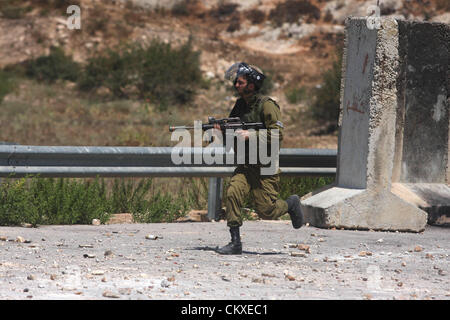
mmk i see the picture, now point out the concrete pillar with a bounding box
[301,17,429,232]
[391,20,450,226]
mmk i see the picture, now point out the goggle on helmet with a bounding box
[224,62,265,90]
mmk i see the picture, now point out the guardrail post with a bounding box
[0,142,17,185]
[207,177,223,221]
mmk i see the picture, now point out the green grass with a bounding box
[0,177,110,226]
[0,177,191,226]
[0,176,334,226]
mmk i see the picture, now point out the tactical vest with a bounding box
[239,94,280,125]
[231,94,281,171]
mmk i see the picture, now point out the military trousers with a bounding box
[225,165,289,228]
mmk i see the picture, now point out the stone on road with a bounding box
[0,221,448,300]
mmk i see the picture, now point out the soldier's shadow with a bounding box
[188,246,284,255]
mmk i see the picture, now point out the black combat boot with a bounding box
[216,226,242,255]
[286,195,304,229]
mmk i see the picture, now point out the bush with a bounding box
[171,0,190,16]
[78,38,202,108]
[109,178,153,213]
[26,46,80,83]
[0,1,32,19]
[285,86,308,104]
[107,178,188,223]
[184,178,209,210]
[247,9,266,24]
[436,0,450,11]
[269,0,320,26]
[0,177,110,226]
[0,70,14,103]
[0,175,334,226]
[310,49,342,124]
[34,0,81,9]
[135,38,202,108]
[78,46,133,98]
[211,3,239,18]
[0,177,190,226]
[278,176,334,201]
[132,191,189,223]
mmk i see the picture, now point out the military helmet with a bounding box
[224,62,265,91]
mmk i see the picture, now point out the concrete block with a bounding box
[302,17,428,232]
[392,183,450,227]
[392,20,450,226]
[303,187,428,232]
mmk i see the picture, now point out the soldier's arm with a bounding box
[224,101,242,152]
[257,99,284,145]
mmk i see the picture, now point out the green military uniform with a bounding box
[225,93,289,228]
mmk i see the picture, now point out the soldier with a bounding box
[215,62,304,255]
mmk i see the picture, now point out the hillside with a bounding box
[0,0,449,149]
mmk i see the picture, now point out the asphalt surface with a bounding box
[0,221,448,300]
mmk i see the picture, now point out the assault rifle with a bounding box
[169,117,265,132]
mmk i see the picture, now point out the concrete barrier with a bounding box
[301,17,449,232]
[391,20,450,227]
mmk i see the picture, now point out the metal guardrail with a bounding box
[0,145,337,219]
[0,146,337,174]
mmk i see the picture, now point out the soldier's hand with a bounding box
[235,129,250,141]
[212,123,222,135]
[211,123,223,143]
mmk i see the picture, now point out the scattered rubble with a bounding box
[102,290,120,299]
[0,222,448,299]
[145,234,160,240]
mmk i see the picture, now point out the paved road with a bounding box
[0,221,448,300]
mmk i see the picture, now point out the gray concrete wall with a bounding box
[337,18,400,191]
[366,17,399,190]
[302,17,430,232]
[394,21,449,184]
[391,20,450,226]
[337,20,375,189]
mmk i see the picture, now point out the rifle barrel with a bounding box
[169,125,194,132]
